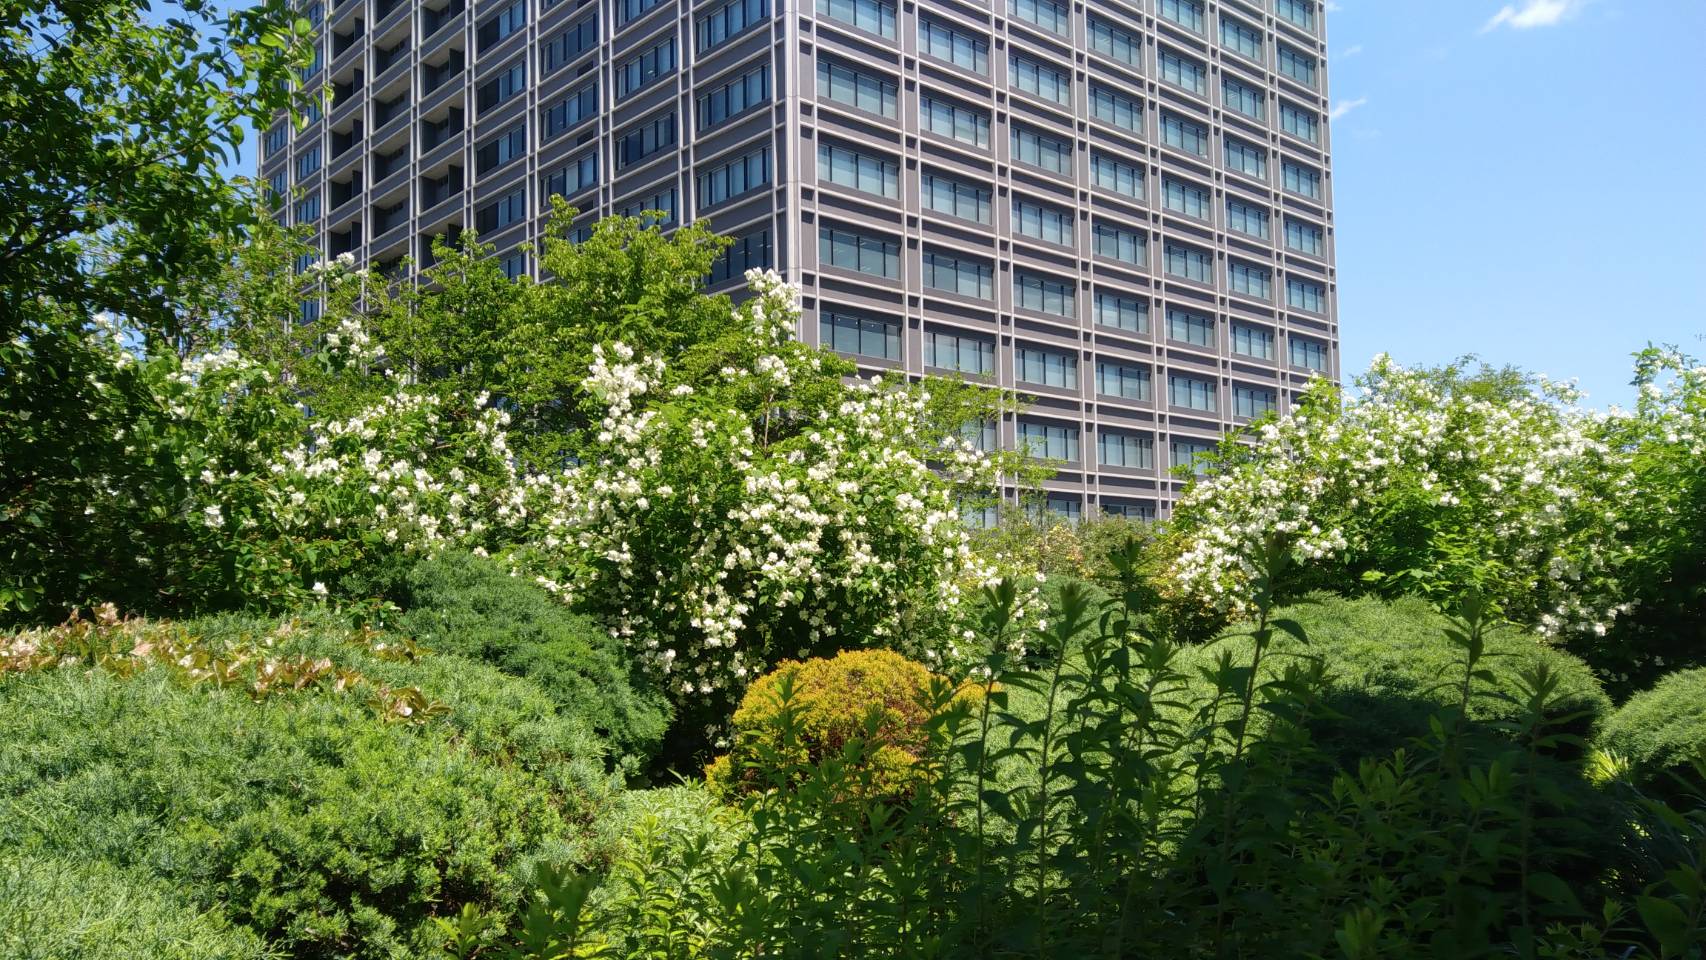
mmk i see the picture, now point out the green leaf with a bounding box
[1636,895,1691,957]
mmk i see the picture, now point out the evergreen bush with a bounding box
[1601,667,1706,791]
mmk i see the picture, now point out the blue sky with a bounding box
[1326,0,1706,408]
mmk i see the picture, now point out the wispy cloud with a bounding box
[1337,44,1364,58]
[1480,0,1587,33]
[1329,97,1369,122]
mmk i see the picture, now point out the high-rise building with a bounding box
[264,0,1339,520]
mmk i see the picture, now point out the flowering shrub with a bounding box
[1159,356,1635,642]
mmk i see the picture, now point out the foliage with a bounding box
[972,511,1156,582]
[1593,348,1706,692]
[1,0,311,617]
[1158,355,1634,645]
[0,855,272,960]
[1602,668,1706,793]
[0,609,619,960]
[387,550,672,764]
[705,649,978,802]
[466,545,1703,958]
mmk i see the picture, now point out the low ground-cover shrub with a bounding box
[0,610,621,960]
[387,551,672,764]
[0,855,271,960]
[1601,667,1706,793]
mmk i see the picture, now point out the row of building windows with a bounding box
[819,312,1330,376]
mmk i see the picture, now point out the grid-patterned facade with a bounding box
[263,0,1340,520]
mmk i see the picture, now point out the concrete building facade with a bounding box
[263,0,1340,520]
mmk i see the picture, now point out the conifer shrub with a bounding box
[390,551,672,763]
[1601,667,1706,792]
[705,648,978,801]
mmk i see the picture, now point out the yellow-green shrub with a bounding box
[705,649,975,801]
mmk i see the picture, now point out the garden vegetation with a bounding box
[1,1,1703,957]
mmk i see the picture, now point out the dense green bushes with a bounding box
[387,552,671,763]
[0,612,619,960]
[1602,667,1706,791]
[0,856,271,960]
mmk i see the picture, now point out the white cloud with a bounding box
[1338,44,1364,58]
[1325,1,1342,11]
[1329,97,1369,122]
[1480,0,1587,33]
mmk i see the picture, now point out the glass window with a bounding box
[819,142,898,198]
[1278,44,1318,87]
[697,62,770,131]
[1015,272,1075,318]
[1098,430,1154,468]
[696,0,767,53]
[477,0,525,52]
[1281,102,1321,143]
[1226,198,1270,238]
[1234,384,1277,418]
[476,123,526,175]
[1096,361,1151,400]
[545,15,598,71]
[300,299,321,324]
[1009,0,1069,35]
[618,38,675,99]
[1160,112,1208,156]
[265,124,288,157]
[1093,222,1145,266]
[1091,153,1144,200]
[1017,346,1079,389]
[1224,137,1268,179]
[1229,261,1272,301]
[1168,376,1217,412]
[616,111,677,169]
[619,0,664,26]
[962,420,998,453]
[1012,126,1072,173]
[924,328,996,374]
[919,17,989,73]
[1103,500,1156,521]
[1158,0,1204,32]
[1088,16,1139,66]
[500,250,527,280]
[1222,77,1266,120]
[267,171,287,202]
[1285,217,1325,257]
[921,172,992,223]
[922,251,995,300]
[920,94,990,147]
[1162,176,1210,219]
[1091,85,1143,133]
[1283,160,1323,199]
[1232,323,1276,360]
[478,59,526,113]
[295,193,320,223]
[475,186,525,232]
[818,59,898,118]
[1165,242,1213,284]
[1011,53,1072,105]
[1013,198,1074,247]
[709,228,771,284]
[1276,0,1316,31]
[962,501,1000,529]
[1018,420,1081,461]
[1171,437,1216,474]
[1158,48,1207,95]
[1095,291,1148,332]
[296,145,321,180]
[1287,276,1327,313]
[821,311,902,359]
[1029,495,1083,523]
[697,146,770,210]
[1167,307,1215,347]
[1290,336,1328,372]
[817,0,895,37]
[819,225,900,278]
[545,151,599,199]
[543,82,597,139]
[1220,14,1263,62]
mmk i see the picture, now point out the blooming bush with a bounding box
[1158,356,1635,643]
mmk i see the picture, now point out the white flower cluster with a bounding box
[1163,355,1638,637]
